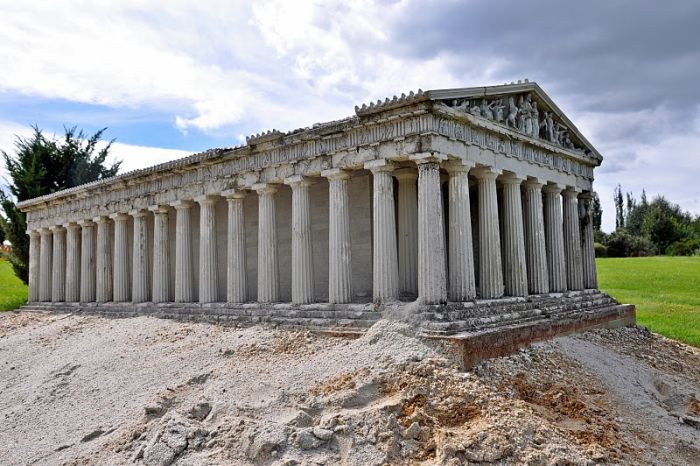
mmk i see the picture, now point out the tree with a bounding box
[614,184,624,230]
[1,126,120,283]
[591,192,602,231]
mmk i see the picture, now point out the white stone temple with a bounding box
[18,82,634,349]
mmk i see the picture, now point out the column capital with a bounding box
[171,199,195,210]
[148,204,170,215]
[252,183,279,195]
[393,168,418,181]
[63,221,81,230]
[27,229,41,237]
[108,212,130,222]
[471,165,502,180]
[409,152,447,164]
[92,215,110,224]
[129,208,149,218]
[523,178,545,190]
[78,219,95,227]
[578,190,594,201]
[443,159,475,173]
[284,175,314,188]
[40,227,53,235]
[50,225,66,232]
[499,173,526,185]
[543,183,564,194]
[222,189,247,199]
[562,186,583,198]
[321,168,350,180]
[364,159,395,173]
[194,194,218,205]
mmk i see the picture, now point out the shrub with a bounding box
[604,230,657,257]
[594,242,608,257]
[667,237,700,256]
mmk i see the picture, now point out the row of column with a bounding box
[27,160,598,307]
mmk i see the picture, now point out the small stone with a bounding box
[187,401,212,421]
[312,427,333,441]
[296,428,323,450]
[401,422,421,440]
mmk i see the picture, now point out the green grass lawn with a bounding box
[597,256,700,347]
[0,258,28,311]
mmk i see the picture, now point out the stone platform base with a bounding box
[21,289,635,362]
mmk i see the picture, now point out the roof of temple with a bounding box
[17,80,600,210]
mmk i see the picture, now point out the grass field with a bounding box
[597,256,700,347]
[0,258,28,312]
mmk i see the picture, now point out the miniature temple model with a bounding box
[18,81,633,344]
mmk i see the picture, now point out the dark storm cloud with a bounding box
[385,0,700,143]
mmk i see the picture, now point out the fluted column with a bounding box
[395,168,418,297]
[50,226,66,302]
[500,174,528,297]
[223,190,247,303]
[254,184,279,303]
[110,213,130,302]
[149,205,171,303]
[472,166,504,299]
[365,160,399,302]
[79,220,96,302]
[131,209,150,303]
[544,184,567,292]
[445,161,476,301]
[414,158,447,304]
[64,223,81,302]
[322,169,353,304]
[563,188,584,290]
[172,200,194,303]
[39,228,52,302]
[523,180,550,294]
[580,192,598,289]
[27,230,41,302]
[195,196,218,303]
[94,216,113,303]
[284,176,315,304]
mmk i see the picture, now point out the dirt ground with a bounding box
[1,311,699,465]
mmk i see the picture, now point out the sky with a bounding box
[0,0,698,232]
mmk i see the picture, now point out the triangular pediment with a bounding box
[428,82,601,161]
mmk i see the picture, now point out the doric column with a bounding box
[172,200,194,303]
[130,209,150,303]
[223,190,247,303]
[51,226,66,302]
[285,176,315,304]
[109,213,130,302]
[253,184,279,303]
[445,161,476,301]
[79,220,96,302]
[27,230,41,302]
[523,180,550,294]
[579,192,598,289]
[94,216,113,303]
[196,195,218,303]
[413,157,447,304]
[472,166,504,299]
[39,227,52,302]
[322,169,353,304]
[563,188,584,290]
[394,168,418,297]
[149,205,171,303]
[64,223,81,302]
[500,174,528,297]
[365,160,399,302]
[544,184,567,292]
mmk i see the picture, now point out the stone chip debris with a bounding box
[1,311,699,465]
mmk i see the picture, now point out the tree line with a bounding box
[594,185,700,257]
